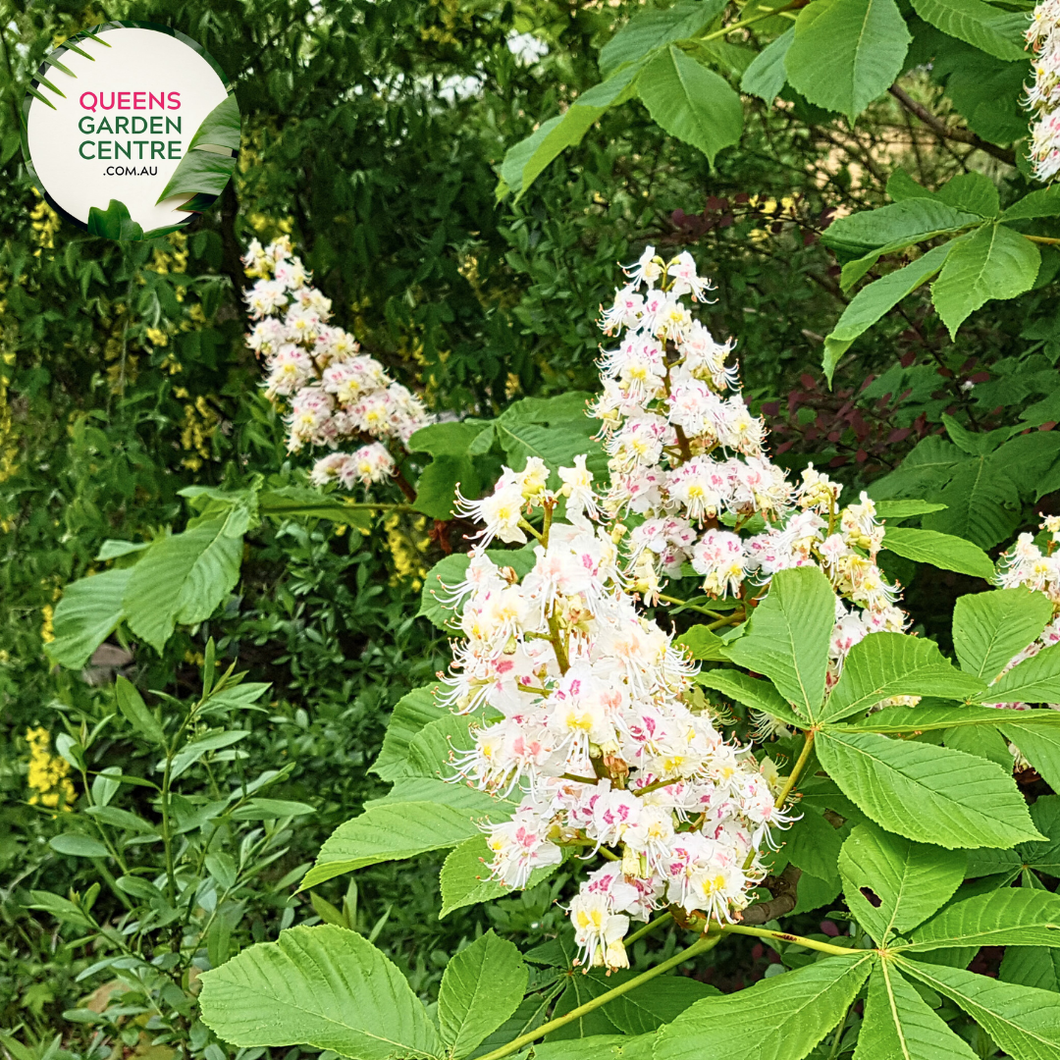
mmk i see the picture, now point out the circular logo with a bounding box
[23,22,240,240]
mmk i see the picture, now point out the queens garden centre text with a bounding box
[77,91,183,161]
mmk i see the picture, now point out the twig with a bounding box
[888,85,1015,166]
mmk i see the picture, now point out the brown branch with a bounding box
[219,181,248,322]
[888,85,1015,166]
[739,863,803,925]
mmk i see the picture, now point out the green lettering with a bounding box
[150,116,163,135]
[114,116,129,134]
[165,117,181,134]
[78,140,95,159]
[98,140,111,160]
[167,140,181,159]
[115,140,131,159]
[150,141,165,159]
[96,116,113,134]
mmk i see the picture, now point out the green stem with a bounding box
[722,923,855,957]
[826,1004,850,1060]
[699,0,802,43]
[476,933,722,1060]
[775,728,815,808]
[624,911,673,946]
[657,594,726,619]
[547,606,570,674]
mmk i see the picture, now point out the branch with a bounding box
[738,863,803,925]
[888,85,1015,166]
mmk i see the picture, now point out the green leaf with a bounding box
[229,798,316,820]
[198,925,442,1059]
[740,27,793,102]
[408,422,489,457]
[838,822,966,944]
[908,0,1028,62]
[785,0,911,120]
[1001,946,1060,993]
[598,974,718,1035]
[823,200,981,257]
[821,632,986,724]
[901,889,1060,952]
[655,953,874,1060]
[599,0,727,78]
[49,834,110,858]
[675,625,729,661]
[302,802,491,890]
[438,835,561,919]
[114,676,165,745]
[694,670,805,728]
[931,224,1040,340]
[1000,724,1060,791]
[953,588,1053,683]
[258,486,373,529]
[935,172,1001,220]
[413,454,479,520]
[834,703,1060,734]
[1004,187,1060,222]
[815,729,1043,849]
[528,1035,656,1060]
[87,199,144,240]
[898,956,1060,1060]
[438,931,527,1058]
[45,568,131,669]
[786,806,846,885]
[921,455,1020,550]
[881,527,994,580]
[991,643,1060,703]
[725,566,835,720]
[371,685,442,781]
[823,241,954,381]
[500,63,642,201]
[855,960,979,1060]
[874,499,948,520]
[122,515,244,653]
[157,94,240,204]
[170,730,250,779]
[638,46,743,165]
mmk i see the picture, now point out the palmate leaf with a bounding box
[637,46,743,165]
[953,588,1053,683]
[725,566,835,720]
[655,952,874,1060]
[921,454,1021,549]
[438,931,527,1058]
[900,889,1060,952]
[822,199,981,258]
[854,960,978,1060]
[784,0,910,120]
[897,957,1060,1060]
[199,925,442,1060]
[815,728,1042,849]
[820,632,985,724]
[837,822,965,944]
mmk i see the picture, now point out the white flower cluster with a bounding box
[989,516,1060,764]
[242,237,432,489]
[443,462,791,971]
[1026,1,1060,182]
[592,247,908,687]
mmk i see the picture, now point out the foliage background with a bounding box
[3,0,1060,1058]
